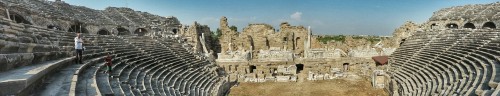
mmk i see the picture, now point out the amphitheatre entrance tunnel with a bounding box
[68,23,89,33]
[117,27,130,35]
[483,22,496,29]
[135,28,148,36]
[464,23,476,29]
[8,13,31,24]
[97,29,110,35]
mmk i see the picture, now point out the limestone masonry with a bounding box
[0,0,499,96]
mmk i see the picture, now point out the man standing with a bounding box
[75,33,84,64]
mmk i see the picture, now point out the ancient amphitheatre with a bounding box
[0,0,499,96]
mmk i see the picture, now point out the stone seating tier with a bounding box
[389,29,500,95]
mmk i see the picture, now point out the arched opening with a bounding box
[400,39,406,46]
[8,14,31,24]
[68,23,88,33]
[117,27,130,35]
[172,29,178,34]
[295,37,301,50]
[248,36,254,50]
[134,28,148,36]
[463,23,476,29]
[343,63,349,72]
[430,23,438,29]
[249,65,257,73]
[482,22,496,29]
[446,23,458,29]
[97,29,110,35]
[265,38,270,49]
[295,64,304,73]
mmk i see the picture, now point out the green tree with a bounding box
[212,28,222,40]
[229,25,237,32]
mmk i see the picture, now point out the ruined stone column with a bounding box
[199,33,209,54]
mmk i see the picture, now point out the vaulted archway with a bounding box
[172,29,178,34]
[445,23,458,29]
[430,23,438,29]
[97,29,110,35]
[482,22,496,29]
[463,23,475,29]
[68,22,88,33]
[8,13,31,24]
[116,27,130,35]
[134,28,148,36]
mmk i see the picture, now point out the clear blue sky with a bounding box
[61,0,498,36]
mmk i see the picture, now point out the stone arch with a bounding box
[249,65,257,73]
[116,27,130,35]
[97,29,110,35]
[172,29,178,34]
[445,23,458,29]
[343,63,350,72]
[430,23,438,29]
[463,23,476,29]
[8,12,31,24]
[134,28,148,36]
[296,64,304,73]
[482,22,496,29]
[68,22,88,33]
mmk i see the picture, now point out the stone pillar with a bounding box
[199,33,209,54]
[5,8,10,20]
[305,26,311,57]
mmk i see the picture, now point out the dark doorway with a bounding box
[172,29,178,34]
[343,63,349,72]
[134,28,148,36]
[68,23,88,33]
[9,14,31,24]
[430,23,438,29]
[98,29,110,35]
[446,23,458,29]
[295,37,301,49]
[117,27,130,35]
[483,22,496,29]
[464,23,476,29]
[296,64,304,73]
[249,65,257,73]
[400,39,406,46]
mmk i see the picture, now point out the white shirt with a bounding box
[75,37,83,49]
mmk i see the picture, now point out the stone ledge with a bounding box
[0,57,74,95]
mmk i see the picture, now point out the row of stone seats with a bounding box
[392,30,478,95]
[103,7,135,25]
[389,29,500,96]
[0,21,73,69]
[114,8,148,25]
[114,36,221,96]
[51,35,226,96]
[0,17,87,95]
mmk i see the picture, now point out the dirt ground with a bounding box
[228,78,388,96]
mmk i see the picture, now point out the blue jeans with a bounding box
[75,49,83,64]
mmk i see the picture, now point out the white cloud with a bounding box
[290,12,302,21]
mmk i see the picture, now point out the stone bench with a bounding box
[0,57,74,96]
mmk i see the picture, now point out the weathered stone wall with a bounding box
[179,22,213,54]
[216,16,396,82]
